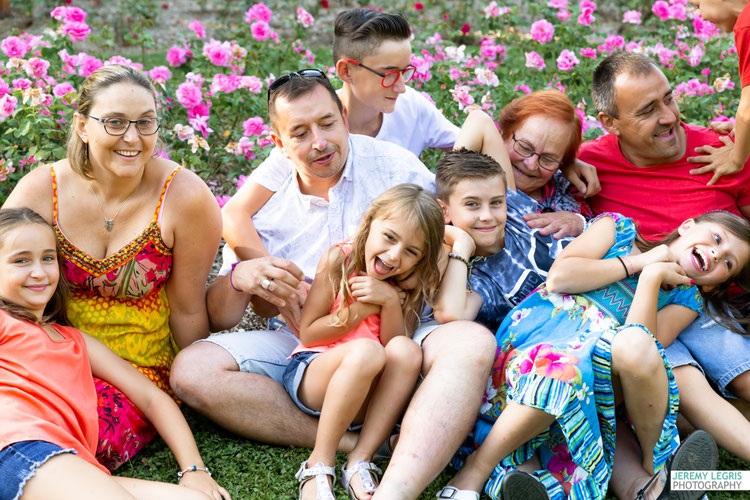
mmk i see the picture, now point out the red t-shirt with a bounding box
[735,3,750,87]
[0,310,108,474]
[579,123,750,240]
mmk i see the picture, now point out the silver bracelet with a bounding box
[177,465,211,479]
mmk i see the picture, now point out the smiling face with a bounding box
[670,219,750,286]
[271,85,350,190]
[75,82,159,180]
[504,115,572,199]
[364,216,425,280]
[604,69,686,167]
[343,38,412,114]
[441,175,508,256]
[0,223,59,320]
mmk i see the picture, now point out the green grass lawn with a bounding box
[115,406,750,499]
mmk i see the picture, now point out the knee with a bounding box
[341,338,386,376]
[385,336,422,372]
[612,327,662,379]
[427,321,496,369]
[170,342,233,407]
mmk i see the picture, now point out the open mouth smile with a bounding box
[691,247,710,272]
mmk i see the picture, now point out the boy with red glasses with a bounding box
[333,9,458,155]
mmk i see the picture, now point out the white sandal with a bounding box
[295,460,336,500]
[435,485,480,500]
[341,460,382,499]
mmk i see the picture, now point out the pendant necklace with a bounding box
[88,181,140,232]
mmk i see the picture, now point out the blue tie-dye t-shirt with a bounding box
[470,189,571,331]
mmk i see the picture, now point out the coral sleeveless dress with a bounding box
[51,165,180,470]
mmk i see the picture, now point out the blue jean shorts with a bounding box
[282,351,363,430]
[282,351,323,417]
[0,440,76,500]
[665,311,750,397]
[197,325,299,384]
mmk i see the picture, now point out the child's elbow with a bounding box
[434,308,462,324]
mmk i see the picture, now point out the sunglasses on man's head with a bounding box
[266,68,329,103]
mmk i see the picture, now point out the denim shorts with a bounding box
[282,351,323,416]
[197,325,299,384]
[282,350,363,430]
[665,311,750,397]
[0,440,76,500]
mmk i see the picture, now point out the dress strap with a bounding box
[155,167,182,224]
[49,165,59,225]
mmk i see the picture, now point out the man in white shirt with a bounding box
[170,72,495,499]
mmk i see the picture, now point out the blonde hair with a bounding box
[67,64,163,179]
[332,184,444,332]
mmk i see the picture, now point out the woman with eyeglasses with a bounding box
[456,90,595,240]
[3,64,222,470]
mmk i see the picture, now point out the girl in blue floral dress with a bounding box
[438,211,750,500]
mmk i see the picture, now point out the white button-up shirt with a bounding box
[220,134,436,280]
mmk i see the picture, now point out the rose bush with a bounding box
[0,0,740,204]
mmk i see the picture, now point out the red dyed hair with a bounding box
[498,90,582,169]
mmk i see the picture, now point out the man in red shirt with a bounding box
[579,52,750,499]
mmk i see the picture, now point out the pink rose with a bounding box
[652,1,670,21]
[105,56,142,70]
[548,0,567,8]
[242,116,268,137]
[211,73,240,94]
[556,49,579,71]
[296,7,314,27]
[579,47,597,58]
[12,78,31,89]
[24,57,50,79]
[203,39,233,66]
[244,3,272,23]
[251,21,271,41]
[0,79,10,96]
[189,20,206,39]
[62,21,91,42]
[514,84,531,94]
[1,36,30,58]
[556,10,572,21]
[176,81,203,109]
[149,65,172,84]
[53,82,76,97]
[239,75,263,93]
[0,94,18,118]
[63,6,87,22]
[77,55,103,77]
[524,51,546,71]
[166,46,190,67]
[622,10,641,24]
[530,19,554,44]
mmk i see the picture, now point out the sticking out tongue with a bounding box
[374,256,394,276]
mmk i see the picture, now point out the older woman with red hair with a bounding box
[456,90,594,239]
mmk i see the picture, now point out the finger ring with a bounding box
[261,278,272,290]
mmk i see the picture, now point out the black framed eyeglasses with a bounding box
[343,58,416,88]
[511,133,562,171]
[266,68,329,103]
[89,115,161,136]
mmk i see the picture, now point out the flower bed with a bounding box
[0,0,739,205]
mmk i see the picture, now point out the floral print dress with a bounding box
[473,213,703,499]
[51,165,180,470]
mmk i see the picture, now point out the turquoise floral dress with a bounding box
[473,213,703,499]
